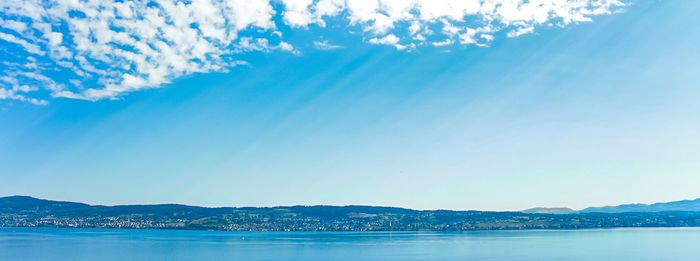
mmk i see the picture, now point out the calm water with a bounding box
[1,227,698,260]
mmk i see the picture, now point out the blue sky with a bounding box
[1,0,699,210]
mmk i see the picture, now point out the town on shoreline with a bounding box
[2,196,699,231]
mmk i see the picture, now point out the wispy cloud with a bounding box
[313,40,343,50]
[0,0,626,104]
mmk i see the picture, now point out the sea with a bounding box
[1,227,698,260]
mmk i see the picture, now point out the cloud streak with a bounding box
[0,0,625,104]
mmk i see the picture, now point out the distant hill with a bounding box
[579,198,700,213]
[2,196,700,231]
[524,198,700,214]
[0,195,85,208]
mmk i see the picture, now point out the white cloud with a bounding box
[369,34,407,50]
[0,0,625,105]
[432,39,453,47]
[281,0,317,27]
[0,88,48,105]
[0,32,45,55]
[282,0,625,48]
[0,71,49,106]
[0,18,28,32]
[0,0,286,101]
[507,25,535,38]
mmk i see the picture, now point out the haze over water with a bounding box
[2,227,698,260]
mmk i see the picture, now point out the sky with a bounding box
[1,0,699,211]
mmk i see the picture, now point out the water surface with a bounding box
[1,227,698,260]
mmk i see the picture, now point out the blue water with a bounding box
[1,227,698,260]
